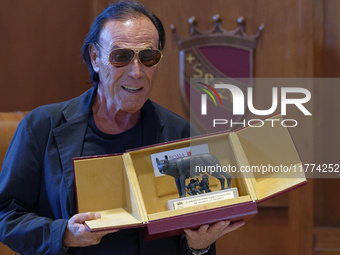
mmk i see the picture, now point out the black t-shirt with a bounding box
[82,111,143,157]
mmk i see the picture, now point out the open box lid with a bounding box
[230,114,307,203]
[73,153,149,231]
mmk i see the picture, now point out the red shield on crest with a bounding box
[172,15,263,134]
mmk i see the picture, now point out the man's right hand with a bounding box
[63,212,118,247]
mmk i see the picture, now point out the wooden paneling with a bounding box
[314,227,340,254]
[316,253,340,255]
[0,0,93,112]
[217,207,291,255]
[319,0,340,78]
[313,0,340,238]
[314,179,340,226]
[0,0,339,254]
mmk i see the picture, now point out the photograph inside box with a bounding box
[72,114,307,236]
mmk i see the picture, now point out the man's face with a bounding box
[91,16,159,113]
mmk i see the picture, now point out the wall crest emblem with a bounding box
[171,15,263,133]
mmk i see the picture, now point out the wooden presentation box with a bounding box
[73,115,307,239]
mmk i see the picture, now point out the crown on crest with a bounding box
[171,15,264,50]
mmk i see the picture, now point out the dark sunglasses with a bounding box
[95,43,163,68]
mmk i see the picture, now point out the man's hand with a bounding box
[63,212,118,247]
[184,220,245,250]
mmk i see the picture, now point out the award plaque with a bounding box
[167,188,239,210]
[73,114,307,239]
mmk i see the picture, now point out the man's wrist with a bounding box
[186,243,211,255]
